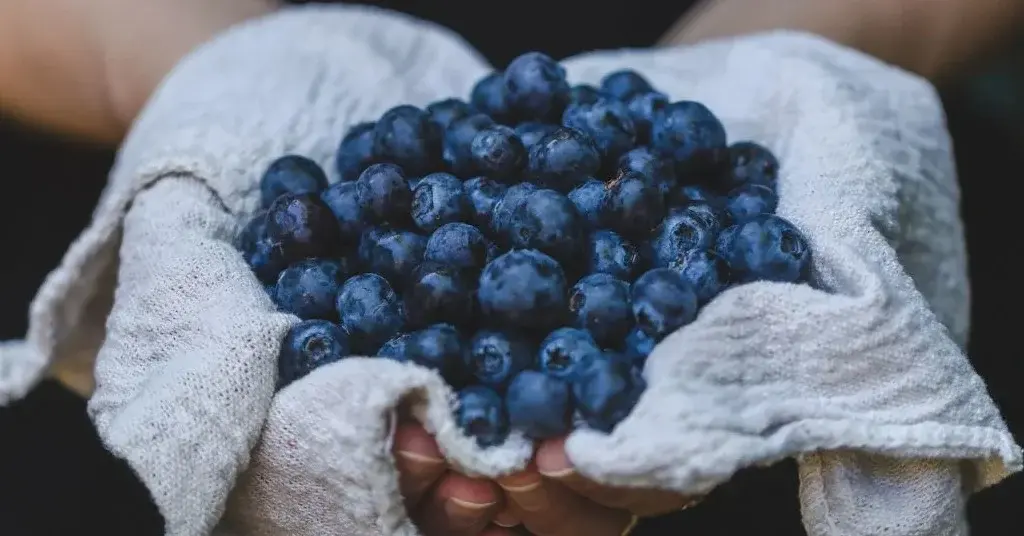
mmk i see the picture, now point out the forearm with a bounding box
[663,0,1024,82]
[0,0,275,144]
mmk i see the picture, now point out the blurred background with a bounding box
[1,1,1022,534]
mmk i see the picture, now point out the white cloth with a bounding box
[0,5,1019,536]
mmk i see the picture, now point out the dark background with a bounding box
[2,1,1022,534]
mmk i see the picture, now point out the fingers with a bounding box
[498,464,633,536]
[416,472,504,536]
[493,507,521,528]
[536,437,698,517]
[393,422,446,508]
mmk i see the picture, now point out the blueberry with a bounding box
[404,262,477,329]
[478,249,567,331]
[358,228,427,285]
[569,274,634,347]
[442,113,496,177]
[618,147,676,196]
[336,122,377,182]
[725,184,778,222]
[336,273,406,353]
[625,91,668,144]
[464,177,508,229]
[571,354,645,433]
[714,215,812,284]
[568,84,605,106]
[470,72,513,124]
[259,155,329,209]
[265,193,341,261]
[278,320,351,388]
[319,181,367,243]
[631,268,699,340]
[527,127,601,192]
[373,105,441,176]
[507,189,585,265]
[405,324,468,385]
[650,206,721,268]
[724,141,779,190]
[239,211,287,283]
[455,385,510,448]
[562,99,637,163]
[273,258,349,320]
[667,184,722,209]
[651,101,728,177]
[671,249,730,305]
[514,121,558,149]
[425,222,489,271]
[426,98,476,130]
[355,163,412,224]
[567,179,608,228]
[470,125,527,180]
[411,172,470,232]
[503,52,570,121]
[586,230,642,281]
[599,69,653,100]
[601,172,665,238]
[466,330,534,390]
[538,327,602,380]
[622,327,656,366]
[505,371,573,439]
[489,182,538,244]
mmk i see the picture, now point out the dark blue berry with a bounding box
[239,211,287,283]
[376,333,411,361]
[599,69,653,100]
[671,249,730,305]
[651,101,728,177]
[456,385,510,448]
[426,98,475,130]
[505,371,573,439]
[568,84,605,106]
[667,184,722,209]
[278,320,351,388]
[601,172,665,238]
[725,183,778,222]
[618,147,676,196]
[622,327,656,366]
[336,122,377,182]
[489,183,537,244]
[273,258,349,320]
[425,222,489,271]
[714,215,811,284]
[569,274,634,347]
[320,181,366,243]
[336,273,406,353]
[356,163,412,224]
[503,52,570,121]
[507,189,585,265]
[265,193,341,261]
[405,324,468,386]
[650,206,721,268]
[404,262,477,329]
[373,105,440,176]
[514,121,558,149]
[527,127,601,192]
[411,172,470,232]
[562,99,637,163]
[586,230,642,281]
[466,330,534,390]
[470,72,513,124]
[478,249,567,331]
[260,155,329,209]
[470,125,527,180]
[724,141,779,190]
[571,354,645,433]
[625,91,669,144]
[464,177,508,229]
[631,268,699,340]
[443,114,497,177]
[358,228,427,285]
[538,327,601,380]
[567,179,607,228]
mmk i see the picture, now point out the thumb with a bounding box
[393,422,447,508]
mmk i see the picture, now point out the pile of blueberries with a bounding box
[237,52,812,448]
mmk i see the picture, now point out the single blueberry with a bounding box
[601,172,665,238]
[538,327,602,380]
[622,327,656,366]
[503,52,570,121]
[725,183,778,222]
[505,371,573,439]
[714,215,812,284]
[586,230,642,281]
[625,91,669,144]
[514,121,559,149]
[260,155,329,209]
[724,141,779,190]
[464,177,508,229]
[376,333,411,362]
[320,181,367,243]
[562,99,637,164]
[568,84,605,106]
[336,273,406,353]
[273,258,349,320]
[426,98,476,130]
[442,113,496,177]
[466,330,534,390]
[455,385,510,448]
[239,211,287,283]
[489,182,538,244]
[631,268,699,340]
[599,69,653,100]
[404,262,477,329]
[507,189,585,265]
[425,222,489,271]
[470,72,513,124]
[265,193,341,261]
[571,354,646,433]
[478,249,567,331]
[278,320,351,388]
[411,172,470,233]
[470,125,527,181]
[671,248,731,305]
[618,147,676,196]
[567,179,608,228]
[359,228,427,285]
[651,101,728,176]
[373,105,441,176]
[405,324,468,385]
[355,163,412,225]
[569,274,634,347]
[336,122,377,182]
[650,206,721,268]
[527,127,602,192]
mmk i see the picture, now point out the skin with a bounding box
[2,0,1021,533]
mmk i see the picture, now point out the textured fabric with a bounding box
[0,5,1020,536]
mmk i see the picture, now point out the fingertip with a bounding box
[535,436,573,477]
[393,422,442,461]
[497,461,543,492]
[436,472,503,507]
